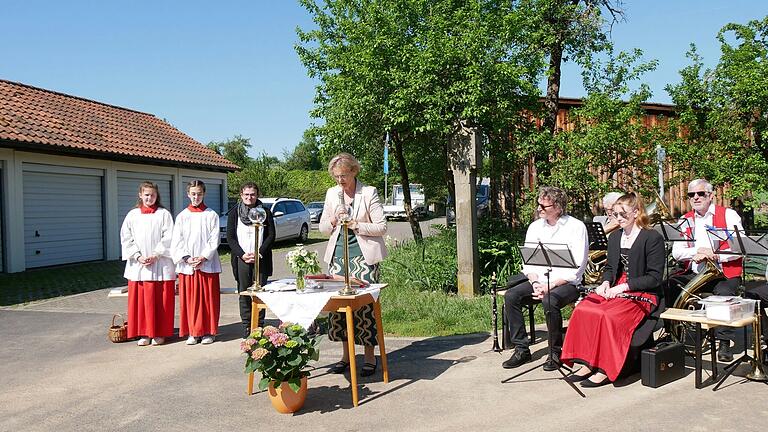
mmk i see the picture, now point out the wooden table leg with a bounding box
[247,298,260,396]
[373,299,389,383]
[345,305,359,407]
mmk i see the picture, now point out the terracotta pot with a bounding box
[267,376,308,414]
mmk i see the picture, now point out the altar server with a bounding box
[120,181,176,346]
[172,180,223,345]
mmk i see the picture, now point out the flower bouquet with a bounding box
[285,245,321,291]
[241,323,320,392]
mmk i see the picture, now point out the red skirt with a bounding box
[127,280,176,339]
[178,271,220,337]
[561,292,654,381]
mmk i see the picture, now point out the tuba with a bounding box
[671,258,724,310]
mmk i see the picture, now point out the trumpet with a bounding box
[747,305,768,381]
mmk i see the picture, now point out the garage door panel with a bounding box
[24,171,104,268]
[117,174,172,227]
[182,176,222,215]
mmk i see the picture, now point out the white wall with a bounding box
[0,149,228,273]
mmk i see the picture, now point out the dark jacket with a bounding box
[227,200,276,279]
[602,228,665,295]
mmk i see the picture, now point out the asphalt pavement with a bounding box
[1,219,767,431]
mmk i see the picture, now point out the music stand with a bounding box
[502,241,586,398]
[585,222,608,251]
[657,218,693,298]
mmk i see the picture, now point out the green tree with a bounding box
[665,17,768,201]
[206,135,252,168]
[297,0,543,241]
[284,128,323,171]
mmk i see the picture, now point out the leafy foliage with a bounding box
[380,219,524,295]
[241,323,320,392]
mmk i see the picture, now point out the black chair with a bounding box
[619,291,666,377]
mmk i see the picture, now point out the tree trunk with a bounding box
[392,132,423,242]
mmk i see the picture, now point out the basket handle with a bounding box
[111,313,125,327]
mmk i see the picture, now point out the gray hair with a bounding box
[602,192,623,209]
[688,178,714,193]
[539,186,568,216]
[327,152,361,177]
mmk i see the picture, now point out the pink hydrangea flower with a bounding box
[262,326,279,337]
[250,347,269,360]
[269,332,289,347]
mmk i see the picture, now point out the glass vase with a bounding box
[296,271,305,291]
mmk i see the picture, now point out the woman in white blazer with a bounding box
[319,153,387,377]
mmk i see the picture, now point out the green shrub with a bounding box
[380,218,524,295]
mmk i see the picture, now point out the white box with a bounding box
[702,297,757,322]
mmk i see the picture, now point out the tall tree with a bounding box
[284,128,323,171]
[297,0,542,241]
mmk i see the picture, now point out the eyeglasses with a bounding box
[333,173,352,180]
[537,203,555,210]
[610,210,632,219]
[687,191,710,198]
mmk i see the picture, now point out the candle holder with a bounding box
[247,206,267,292]
[337,208,356,296]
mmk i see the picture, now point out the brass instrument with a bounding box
[671,258,723,310]
[746,305,768,381]
[490,273,502,352]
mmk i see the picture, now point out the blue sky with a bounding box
[1,1,766,158]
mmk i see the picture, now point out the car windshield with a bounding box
[307,202,323,209]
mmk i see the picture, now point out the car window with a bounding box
[293,202,306,213]
[283,201,298,214]
[273,202,288,215]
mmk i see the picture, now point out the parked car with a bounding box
[219,198,311,245]
[306,201,324,223]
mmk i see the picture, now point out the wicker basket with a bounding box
[108,314,128,343]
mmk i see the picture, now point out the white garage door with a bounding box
[24,167,104,268]
[182,176,223,215]
[0,167,3,272]
[117,172,173,227]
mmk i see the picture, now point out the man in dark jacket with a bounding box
[227,182,276,338]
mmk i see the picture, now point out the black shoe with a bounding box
[565,370,593,383]
[361,359,378,377]
[502,349,532,369]
[580,376,611,388]
[718,340,733,363]
[543,352,561,372]
[329,361,349,374]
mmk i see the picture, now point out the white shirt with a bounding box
[236,217,263,255]
[672,204,742,274]
[521,215,589,285]
[620,224,641,249]
[171,207,222,275]
[120,208,176,281]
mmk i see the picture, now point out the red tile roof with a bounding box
[0,79,239,171]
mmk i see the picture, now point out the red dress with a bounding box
[127,280,176,338]
[178,271,220,337]
[561,272,655,381]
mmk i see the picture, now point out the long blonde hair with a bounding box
[614,192,650,229]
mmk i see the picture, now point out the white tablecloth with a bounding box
[255,281,382,328]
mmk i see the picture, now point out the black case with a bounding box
[641,342,685,388]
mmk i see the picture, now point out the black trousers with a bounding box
[668,272,741,341]
[745,283,768,342]
[503,273,579,352]
[234,259,267,337]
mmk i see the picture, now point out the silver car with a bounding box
[219,198,311,244]
[306,201,324,223]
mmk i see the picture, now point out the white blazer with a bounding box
[319,181,387,266]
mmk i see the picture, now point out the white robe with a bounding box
[120,208,176,281]
[171,207,222,275]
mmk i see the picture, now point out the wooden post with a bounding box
[449,123,481,297]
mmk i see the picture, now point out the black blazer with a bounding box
[227,201,276,277]
[602,228,665,295]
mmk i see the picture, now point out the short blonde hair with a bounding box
[328,152,361,177]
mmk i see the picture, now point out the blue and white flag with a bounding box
[383,132,390,175]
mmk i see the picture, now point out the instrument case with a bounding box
[641,342,685,388]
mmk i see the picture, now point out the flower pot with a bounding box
[267,376,308,414]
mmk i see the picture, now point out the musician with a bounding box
[670,178,743,362]
[593,192,622,233]
[502,186,588,371]
[561,192,665,387]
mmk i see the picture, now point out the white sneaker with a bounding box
[151,337,165,346]
[137,337,151,346]
[201,335,215,345]
[186,336,199,345]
